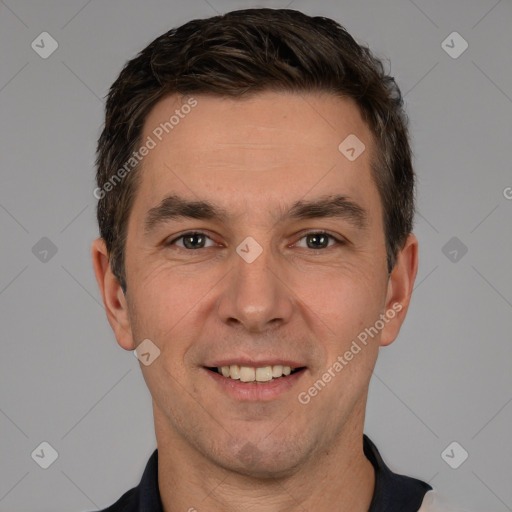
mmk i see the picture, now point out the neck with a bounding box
[155,401,375,512]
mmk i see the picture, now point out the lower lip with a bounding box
[203,367,306,402]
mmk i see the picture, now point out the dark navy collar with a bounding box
[99,434,432,511]
[363,434,432,511]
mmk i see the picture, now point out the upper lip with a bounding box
[205,358,306,368]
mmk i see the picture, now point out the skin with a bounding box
[92,90,418,512]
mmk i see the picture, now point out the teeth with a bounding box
[272,365,283,377]
[216,364,296,382]
[256,366,273,382]
[229,364,240,380]
[239,366,255,382]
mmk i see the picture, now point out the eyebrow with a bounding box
[144,193,368,234]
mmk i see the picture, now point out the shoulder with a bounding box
[418,490,471,512]
[91,487,138,511]
[90,449,160,511]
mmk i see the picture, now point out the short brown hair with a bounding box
[96,8,415,293]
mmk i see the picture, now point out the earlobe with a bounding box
[91,238,135,351]
[380,233,419,347]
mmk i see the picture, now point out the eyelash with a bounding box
[165,230,346,250]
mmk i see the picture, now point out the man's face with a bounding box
[117,91,403,476]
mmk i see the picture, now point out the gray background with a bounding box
[1,0,511,511]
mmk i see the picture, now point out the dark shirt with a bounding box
[97,434,432,511]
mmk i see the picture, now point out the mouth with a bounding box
[205,364,306,383]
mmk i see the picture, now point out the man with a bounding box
[91,8,456,511]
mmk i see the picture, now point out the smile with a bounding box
[208,364,302,382]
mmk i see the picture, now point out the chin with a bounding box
[214,434,309,479]
[223,453,303,480]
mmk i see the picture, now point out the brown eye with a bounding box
[296,231,344,250]
[167,232,214,249]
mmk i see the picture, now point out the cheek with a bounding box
[130,273,200,405]
[302,270,387,386]
[296,264,385,332]
[127,260,230,384]
[127,262,200,355]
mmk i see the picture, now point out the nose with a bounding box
[216,241,294,333]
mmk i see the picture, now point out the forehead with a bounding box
[134,90,380,224]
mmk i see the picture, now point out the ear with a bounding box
[91,237,135,351]
[380,233,419,347]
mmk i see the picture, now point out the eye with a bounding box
[294,231,345,250]
[166,231,216,250]
[164,230,345,251]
